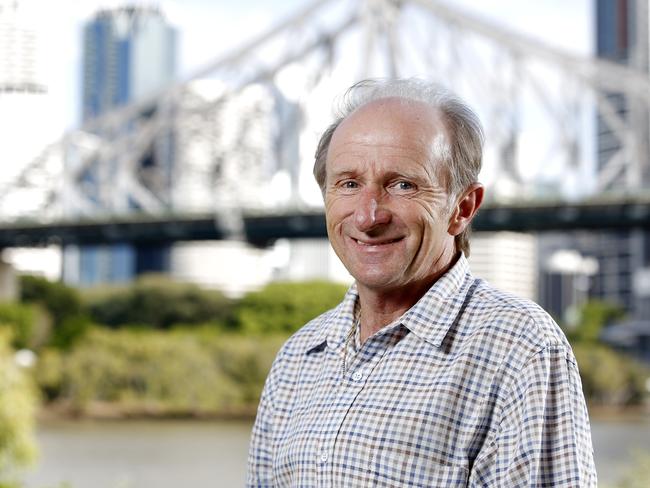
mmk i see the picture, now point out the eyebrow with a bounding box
[328,168,429,182]
[328,169,358,181]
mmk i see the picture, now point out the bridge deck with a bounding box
[2,198,650,248]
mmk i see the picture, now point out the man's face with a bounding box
[324,97,458,294]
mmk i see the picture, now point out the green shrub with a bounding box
[62,328,235,412]
[0,330,38,483]
[234,280,348,334]
[200,332,287,404]
[82,275,232,329]
[33,347,64,401]
[0,302,49,350]
[19,275,82,325]
[573,343,649,406]
[48,327,284,415]
[19,275,88,349]
[566,300,625,344]
[49,316,92,350]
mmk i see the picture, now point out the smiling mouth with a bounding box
[353,237,403,246]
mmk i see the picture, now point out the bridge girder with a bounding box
[2,0,650,224]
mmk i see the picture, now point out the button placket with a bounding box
[317,333,395,479]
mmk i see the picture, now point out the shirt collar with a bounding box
[305,282,359,353]
[400,253,473,348]
[305,254,473,353]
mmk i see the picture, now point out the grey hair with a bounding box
[313,78,484,256]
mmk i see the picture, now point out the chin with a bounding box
[353,272,400,291]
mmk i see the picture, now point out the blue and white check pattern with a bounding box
[247,255,597,487]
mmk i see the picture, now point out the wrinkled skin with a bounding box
[324,97,483,339]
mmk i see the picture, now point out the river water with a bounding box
[22,416,650,487]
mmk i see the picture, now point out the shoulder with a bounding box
[269,305,340,370]
[466,278,573,370]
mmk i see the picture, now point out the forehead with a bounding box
[327,97,446,167]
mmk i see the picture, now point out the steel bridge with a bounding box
[4,195,650,250]
[2,0,650,244]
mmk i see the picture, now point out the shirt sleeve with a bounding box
[246,352,280,487]
[469,345,597,487]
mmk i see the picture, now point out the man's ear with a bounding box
[447,183,484,236]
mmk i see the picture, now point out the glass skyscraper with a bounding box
[82,6,176,120]
[64,5,176,286]
[536,1,650,320]
[591,0,650,315]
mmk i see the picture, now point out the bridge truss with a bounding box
[2,0,650,224]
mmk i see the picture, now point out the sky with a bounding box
[25,0,592,134]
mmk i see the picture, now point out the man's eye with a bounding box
[394,181,414,191]
[342,181,358,189]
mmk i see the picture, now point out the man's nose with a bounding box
[354,188,392,232]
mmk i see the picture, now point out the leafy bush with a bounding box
[62,328,234,412]
[20,275,82,325]
[82,275,232,329]
[42,327,284,415]
[0,302,49,350]
[200,332,287,404]
[19,275,89,349]
[33,347,65,401]
[566,300,626,344]
[0,330,38,483]
[234,280,348,334]
[573,343,648,406]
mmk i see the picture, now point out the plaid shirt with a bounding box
[247,255,597,487]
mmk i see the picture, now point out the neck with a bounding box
[355,252,460,344]
[355,290,413,344]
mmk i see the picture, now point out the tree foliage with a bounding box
[573,343,647,405]
[37,328,285,415]
[0,331,37,484]
[19,275,90,349]
[20,275,82,327]
[234,280,348,334]
[82,274,233,329]
[0,303,47,350]
[566,300,626,344]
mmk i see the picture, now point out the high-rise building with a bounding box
[596,0,649,187]
[63,5,177,286]
[0,0,62,283]
[469,232,538,302]
[0,0,48,211]
[0,0,43,93]
[81,5,176,121]
[538,0,650,318]
[590,0,650,315]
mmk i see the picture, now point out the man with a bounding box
[247,79,596,487]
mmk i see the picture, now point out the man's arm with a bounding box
[469,345,597,487]
[246,355,279,487]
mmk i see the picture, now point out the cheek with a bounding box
[403,203,449,246]
[325,197,352,224]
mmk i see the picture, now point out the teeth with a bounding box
[355,238,399,246]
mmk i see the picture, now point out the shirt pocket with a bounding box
[368,447,469,487]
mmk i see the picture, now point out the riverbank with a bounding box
[36,400,258,422]
[588,403,650,421]
[37,399,649,423]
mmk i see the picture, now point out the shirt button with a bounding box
[320,452,329,463]
[352,371,363,381]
